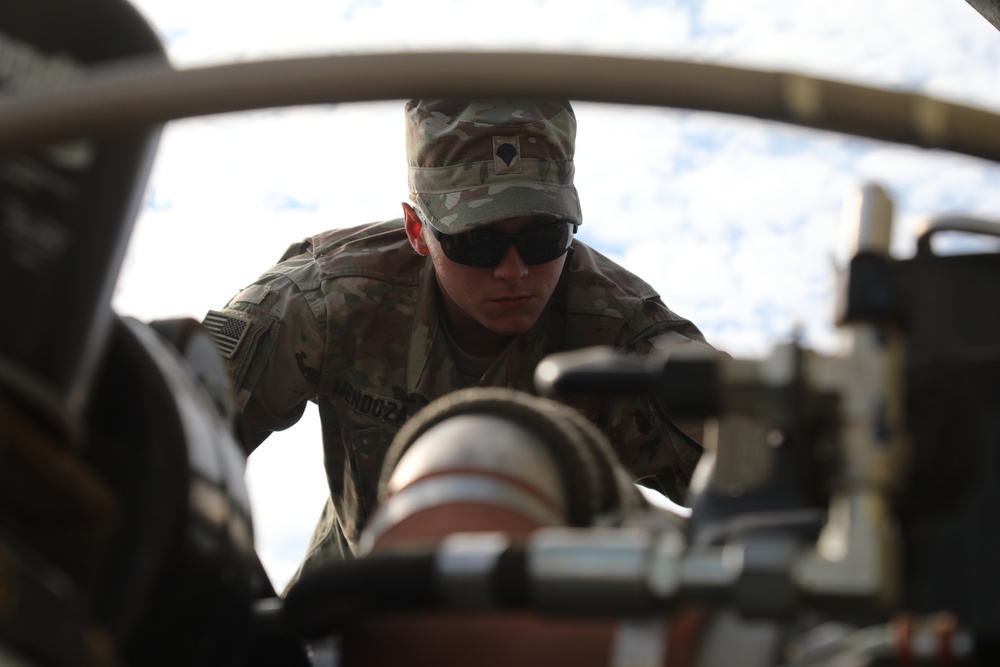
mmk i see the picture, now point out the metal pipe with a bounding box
[1,52,999,164]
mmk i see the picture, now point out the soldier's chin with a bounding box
[481,313,542,337]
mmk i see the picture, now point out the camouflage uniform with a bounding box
[202,100,714,586]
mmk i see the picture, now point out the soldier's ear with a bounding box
[402,203,431,256]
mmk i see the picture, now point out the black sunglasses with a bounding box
[429,219,576,268]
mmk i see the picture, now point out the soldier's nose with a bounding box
[493,246,529,282]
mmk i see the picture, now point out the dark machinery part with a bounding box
[0,0,167,434]
[967,0,1000,33]
[0,3,308,666]
[0,313,300,667]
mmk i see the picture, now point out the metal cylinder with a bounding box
[361,413,570,553]
[842,183,894,257]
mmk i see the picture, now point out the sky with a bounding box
[111,0,1000,591]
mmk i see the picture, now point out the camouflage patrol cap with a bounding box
[406,99,583,234]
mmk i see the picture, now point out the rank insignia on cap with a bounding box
[203,310,251,359]
[493,136,521,174]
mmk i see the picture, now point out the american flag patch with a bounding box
[203,310,251,359]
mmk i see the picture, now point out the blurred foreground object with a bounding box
[0,3,306,666]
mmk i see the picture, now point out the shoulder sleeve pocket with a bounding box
[203,307,280,396]
[204,310,253,359]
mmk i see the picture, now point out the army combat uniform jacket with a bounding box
[205,220,710,580]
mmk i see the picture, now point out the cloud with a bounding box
[571,105,856,356]
[115,102,407,322]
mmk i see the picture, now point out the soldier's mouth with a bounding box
[491,294,533,306]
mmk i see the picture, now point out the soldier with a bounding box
[203,99,715,587]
